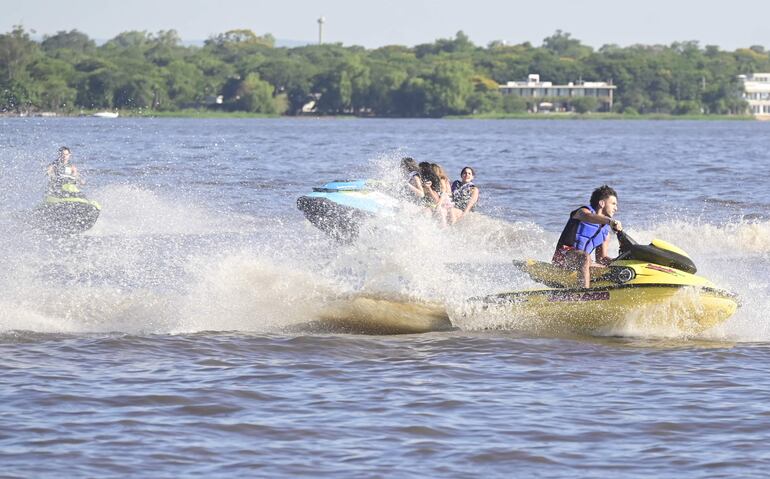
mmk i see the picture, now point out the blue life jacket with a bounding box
[555,205,610,254]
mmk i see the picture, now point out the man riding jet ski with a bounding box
[469,186,739,335]
[552,185,622,288]
[482,230,740,335]
[30,146,101,235]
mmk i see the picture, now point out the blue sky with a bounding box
[3,0,769,50]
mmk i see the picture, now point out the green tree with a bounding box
[314,69,352,114]
[415,31,476,57]
[163,59,206,107]
[3,24,765,117]
[0,26,39,83]
[570,96,598,113]
[204,29,275,66]
[76,68,116,108]
[1,79,38,113]
[0,26,41,112]
[207,29,275,48]
[542,30,593,59]
[189,50,236,99]
[734,48,767,73]
[103,31,152,50]
[222,73,275,113]
[39,77,76,111]
[344,56,371,112]
[113,75,165,109]
[501,94,527,113]
[365,60,408,115]
[425,62,474,116]
[41,30,96,55]
[466,75,501,113]
[145,30,184,67]
[392,77,429,116]
[257,57,316,114]
[28,56,77,111]
[674,100,701,114]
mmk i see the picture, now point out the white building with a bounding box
[739,73,770,118]
[499,74,616,112]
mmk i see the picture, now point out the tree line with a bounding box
[1,26,767,116]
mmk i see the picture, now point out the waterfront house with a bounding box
[499,74,616,112]
[739,74,770,119]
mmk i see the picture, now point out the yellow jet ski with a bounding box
[28,171,100,235]
[471,232,739,335]
[30,195,101,235]
[315,295,454,334]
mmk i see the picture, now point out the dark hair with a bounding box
[401,157,418,173]
[590,185,617,210]
[58,146,71,154]
[418,161,432,178]
[418,161,440,192]
[460,166,475,176]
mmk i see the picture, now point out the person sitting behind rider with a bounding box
[418,161,442,207]
[46,146,83,197]
[429,163,453,227]
[449,166,479,224]
[400,157,425,202]
[552,185,623,288]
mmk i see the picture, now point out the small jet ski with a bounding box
[297,179,401,241]
[29,194,101,235]
[469,231,739,335]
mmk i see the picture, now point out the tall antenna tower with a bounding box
[317,16,325,44]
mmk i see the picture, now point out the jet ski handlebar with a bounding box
[616,230,637,255]
[613,229,698,274]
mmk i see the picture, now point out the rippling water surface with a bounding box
[2,118,770,477]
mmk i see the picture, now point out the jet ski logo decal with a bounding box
[644,264,683,276]
[548,291,610,302]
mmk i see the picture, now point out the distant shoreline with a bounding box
[1,110,756,121]
[453,112,756,121]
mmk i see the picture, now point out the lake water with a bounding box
[1,118,770,477]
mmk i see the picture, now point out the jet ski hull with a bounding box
[297,194,372,241]
[474,283,738,335]
[297,180,399,241]
[30,196,101,235]
[314,296,454,334]
[491,232,741,336]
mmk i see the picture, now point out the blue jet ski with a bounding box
[297,179,400,241]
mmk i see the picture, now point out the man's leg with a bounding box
[577,251,591,288]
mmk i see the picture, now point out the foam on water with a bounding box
[2,157,769,341]
[89,184,255,236]
[316,211,770,341]
[175,250,338,333]
[621,221,770,341]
